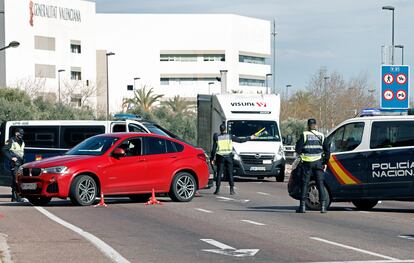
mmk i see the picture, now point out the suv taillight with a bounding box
[197,153,206,161]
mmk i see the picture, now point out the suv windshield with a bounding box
[228,120,280,141]
[66,136,119,156]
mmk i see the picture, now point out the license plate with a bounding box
[263,160,272,164]
[21,183,37,190]
[250,167,266,171]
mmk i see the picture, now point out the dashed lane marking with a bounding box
[240,220,266,226]
[309,259,414,263]
[216,196,250,203]
[399,235,414,241]
[310,237,398,261]
[34,206,130,263]
[195,208,213,213]
[256,192,270,196]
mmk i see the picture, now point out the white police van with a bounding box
[289,110,414,210]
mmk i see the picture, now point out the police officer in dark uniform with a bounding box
[2,128,25,202]
[210,123,254,195]
[295,119,330,213]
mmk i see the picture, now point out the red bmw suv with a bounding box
[17,133,209,206]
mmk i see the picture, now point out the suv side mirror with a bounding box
[112,148,126,158]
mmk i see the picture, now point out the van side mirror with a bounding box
[286,135,293,145]
[112,148,126,158]
[282,136,286,144]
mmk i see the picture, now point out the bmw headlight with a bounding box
[42,166,68,174]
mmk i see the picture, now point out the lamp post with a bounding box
[382,6,395,65]
[285,84,292,100]
[271,19,277,94]
[395,44,404,65]
[105,52,115,120]
[323,76,330,132]
[208,82,214,94]
[0,41,20,51]
[266,73,272,94]
[57,69,65,103]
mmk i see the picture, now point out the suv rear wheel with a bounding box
[352,200,378,210]
[169,172,197,202]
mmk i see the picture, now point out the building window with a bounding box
[239,78,265,87]
[70,97,82,107]
[160,78,170,85]
[34,36,55,51]
[160,54,225,62]
[35,64,56,79]
[71,71,82,80]
[71,44,81,54]
[160,77,217,86]
[239,55,266,64]
[203,55,225,61]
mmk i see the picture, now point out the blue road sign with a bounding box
[381,65,410,109]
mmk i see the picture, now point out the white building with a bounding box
[1,0,271,115]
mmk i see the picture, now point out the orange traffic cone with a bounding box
[94,192,108,207]
[145,188,162,205]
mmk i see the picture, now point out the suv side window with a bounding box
[370,121,414,149]
[327,122,364,153]
[128,123,147,133]
[116,138,142,157]
[144,137,167,155]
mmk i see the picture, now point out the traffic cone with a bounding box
[145,188,162,205]
[94,192,108,207]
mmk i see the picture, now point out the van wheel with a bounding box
[352,200,378,210]
[69,175,98,206]
[276,168,285,182]
[28,197,51,206]
[169,172,197,202]
[129,194,151,202]
[305,181,331,210]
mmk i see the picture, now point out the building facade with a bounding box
[1,0,271,115]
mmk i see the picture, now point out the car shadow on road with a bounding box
[224,206,397,214]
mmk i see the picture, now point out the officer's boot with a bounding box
[230,186,236,195]
[320,201,327,214]
[11,190,16,202]
[213,186,220,195]
[296,201,306,213]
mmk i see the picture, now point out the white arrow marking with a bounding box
[201,239,259,257]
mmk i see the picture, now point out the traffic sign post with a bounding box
[381,65,410,109]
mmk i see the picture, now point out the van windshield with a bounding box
[228,120,280,141]
[66,136,119,156]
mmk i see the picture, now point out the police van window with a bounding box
[128,123,146,133]
[144,137,167,155]
[370,121,414,149]
[61,126,105,149]
[117,138,142,157]
[328,122,364,153]
[112,124,126,133]
[9,126,59,148]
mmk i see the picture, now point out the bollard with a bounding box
[145,188,162,205]
[94,192,108,207]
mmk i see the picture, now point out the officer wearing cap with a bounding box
[295,119,330,213]
[211,122,254,195]
[2,128,25,202]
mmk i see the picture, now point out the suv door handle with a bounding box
[137,159,145,163]
[171,156,177,159]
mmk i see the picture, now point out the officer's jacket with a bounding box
[2,137,25,161]
[295,130,330,163]
[210,133,248,159]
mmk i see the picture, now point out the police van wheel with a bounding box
[305,181,330,210]
[169,172,197,202]
[352,200,378,210]
[28,196,51,206]
[69,175,98,206]
[276,169,285,182]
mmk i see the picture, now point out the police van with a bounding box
[0,116,194,186]
[288,113,414,210]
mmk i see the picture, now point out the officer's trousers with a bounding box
[216,155,234,187]
[300,160,326,203]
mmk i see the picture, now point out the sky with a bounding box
[93,0,413,96]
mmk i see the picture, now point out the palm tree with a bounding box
[164,95,195,115]
[123,85,164,112]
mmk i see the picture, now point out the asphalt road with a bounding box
[1,178,414,263]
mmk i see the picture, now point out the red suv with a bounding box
[17,133,209,206]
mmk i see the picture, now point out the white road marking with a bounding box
[309,260,414,263]
[0,233,13,263]
[344,208,353,211]
[34,207,130,263]
[359,211,370,214]
[310,237,398,261]
[201,239,259,257]
[256,192,270,196]
[201,239,235,250]
[399,235,414,241]
[195,208,213,214]
[240,220,266,226]
[216,196,250,203]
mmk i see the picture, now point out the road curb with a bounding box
[0,233,13,263]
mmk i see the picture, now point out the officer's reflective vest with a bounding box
[10,139,25,159]
[216,134,232,156]
[300,130,324,162]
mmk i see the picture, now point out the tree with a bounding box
[164,95,195,115]
[123,85,163,112]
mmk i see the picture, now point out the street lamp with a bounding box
[323,76,330,132]
[382,5,395,65]
[285,84,292,100]
[266,73,272,94]
[208,82,214,94]
[105,52,115,120]
[57,69,65,103]
[0,41,20,51]
[133,77,140,90]
[395,44,404,65]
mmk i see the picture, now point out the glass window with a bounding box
[227,121,280,141]
[66,136,119,156]
[70,44,81,54]
[239,55,266,64]
[174,142,184,152]
[71,71,81,80]
[9,126,59,148]
[166,140,177,153]
[327,122,364,153]
[116,138,142,157]
[370,121,414,149]
[128,123,147,133]
[144,137,167,155]
[112,124,126,133]
[239,78,265,87]
[61,126,105,149]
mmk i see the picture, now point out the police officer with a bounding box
[2,128,25,202]
[210,123,254,195]
[295,119,330,213]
